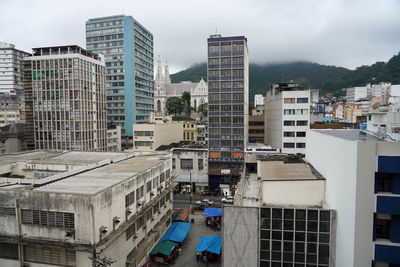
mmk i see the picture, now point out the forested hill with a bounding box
[170,52,400,105]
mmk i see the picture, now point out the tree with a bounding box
[182,91,191,117]
[166,97,185,116]
[197,103,208,118]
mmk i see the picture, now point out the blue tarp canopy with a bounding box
[195,236,222,255]
[161,222,191,243]
[204,208,222,218]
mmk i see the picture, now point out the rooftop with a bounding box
[313,129,383,142]
[260,161,318,181]
[30,45,102,61]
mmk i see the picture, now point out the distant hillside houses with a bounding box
[154,58,207,116]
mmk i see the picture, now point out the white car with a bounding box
[196,199,214,206]
[221,196,234,204]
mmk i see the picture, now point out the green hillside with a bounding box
[170,52,400,106]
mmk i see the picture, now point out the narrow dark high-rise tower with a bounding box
[207,34,249,191]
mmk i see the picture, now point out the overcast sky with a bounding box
[1,0,399,73]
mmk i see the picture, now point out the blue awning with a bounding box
[161,222,191,243]
[204,208,222,218]
[195,236,222,255]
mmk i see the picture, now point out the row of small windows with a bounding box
[209,93,244,100]
[209,57,244,66]
[284,109,308,115]
[209,116,244,124]
[86,20,123,29]
[87,33,124,42]
[284,97,309,104]
[283,132,306,137]
[208,44,245,54]
[284,120,308,126]
[209,69,244,78]
[209,105,244,112]
[209,128,244,135]
[284,142,306,148]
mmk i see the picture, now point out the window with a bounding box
[284,120,295,126]
[126,223,136,240]
[297,97,308,103]
[181,159,193,169]
[296,109,308,115]
[296,143,306,148]
[160,172,165,183]
[125,191,135,207]
[283,132,295,137]
[296,120,308,126]
[134,131,154,136]
[146,181,152,193]
[376,172,392,193]
[146,208,153,221]
[198,159,203,170]
[21,210,74,228]
[283,143,295,148]
[172,158,176,169]
[284,109,295,115]
[153,176,159,189]
[136,185,144,201]
[375,215,390,239]
[24,245,76,266]
[284,98,295,104]
[0,243,18,260]
[296,132,306,137]
[136,216,144,230]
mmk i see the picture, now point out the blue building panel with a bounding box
[377,196,400,215]
[378,156,400,174]
[375,244,400,264]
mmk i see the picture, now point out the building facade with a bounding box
[0,93,21,127]
[86,15,154,137]
[132,121,183,151]
[107,125,122,151]
[24,45,107,151]
[249,115,264,143]
[0,150,173,267]
[264,83,310,154]
[207,34,249,187]
[254,94,265,106]
[306,129,400,267]
[154,58,208,117]
[0,42,30,94]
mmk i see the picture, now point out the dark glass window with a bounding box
[307,243,317,253]
[272,219,282,230]
[307,221,318,232]
[296,210,306,220]
[284,120,295,126]
[272,231,282,240]
[261,230,270,239]
[283,252,293,262]
[283,242,293,252]
[261,208,271,219]
[272,252,281,261]
[375,218,390,239]
[295,253,305,263]
[307,210,318,221]
[272,241,281,251]
[284,231,294,240]
[284,209,294,219]
[319,233,330,243]
[306,254,317,264]
[318,245,330,264]
[272,208,282,219]
[284,220,294,230]
[376,172,392,193]
[319,222,330,233]
[261,218,271,229]
[307,233,318,242]
[261,240,270,250]
[260,250,270,260]
[296,221,306,231]
[320,211,330,221]
[295,242,305,253]
[295,232,305,241]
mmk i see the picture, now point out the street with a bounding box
[173,197,223,209]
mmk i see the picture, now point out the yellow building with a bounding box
[183,120,197,141]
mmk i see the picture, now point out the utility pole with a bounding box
[189,171,192,205]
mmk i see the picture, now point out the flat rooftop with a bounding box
[34,153,170,195]
[260,161,318,181]
[0,150,63,166]
[313,129,382,142]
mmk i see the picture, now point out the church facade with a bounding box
[154,58,208,116]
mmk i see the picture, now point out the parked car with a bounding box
[196,199,214,206]
[221,196,234,204]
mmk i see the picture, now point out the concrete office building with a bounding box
[306,129,400,267]
[207,34,249,188]
[86,15,154,138]
[132,121,183,152]
[264,83,310,154]
[0,150,174,267]
[346,86,369,104]
[254,94,265,106]
[0,42,30,94]
[249,115,264,143]
[24,45,107,151]
[223,155,336,266]
[107,125,122,151]
[0,93,21,127]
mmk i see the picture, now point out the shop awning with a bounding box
[150,240,177,256]
[161,222,192,243]
[173,209,190,222]
[195,236,222,255]
[204,208,222,218]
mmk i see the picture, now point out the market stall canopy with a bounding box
[204,208,222,218]
[161,222,192,243]
[150,240,177,256]
[195,236,222,255]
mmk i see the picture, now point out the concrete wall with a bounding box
[306,130,358,267]
[264,90,282,148]
[222,206,258,267]
[262,179,325,207]
[132,123,183,151]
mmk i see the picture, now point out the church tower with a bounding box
[164,60,171,85]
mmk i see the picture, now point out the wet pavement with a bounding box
[151,212,221,267]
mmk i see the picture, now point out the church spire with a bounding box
[155,55,163,82]
[164,59,171,84]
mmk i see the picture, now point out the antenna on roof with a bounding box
[216,26,218,34]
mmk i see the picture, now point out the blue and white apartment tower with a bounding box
[86,15,154,138]
[307,129,400,267]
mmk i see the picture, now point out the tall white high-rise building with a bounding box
[254,94,265,106]
[24,45,107,151]
[264,82,310,154]
[0,42,30,94]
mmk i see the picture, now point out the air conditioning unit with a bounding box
[150,191,155,196]
[99,226,108,239]
[137,201,143,206]
[113,217,121,229]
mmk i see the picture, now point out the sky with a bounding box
[1,0,400,74]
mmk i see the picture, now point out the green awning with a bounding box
[150,240,177,256]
